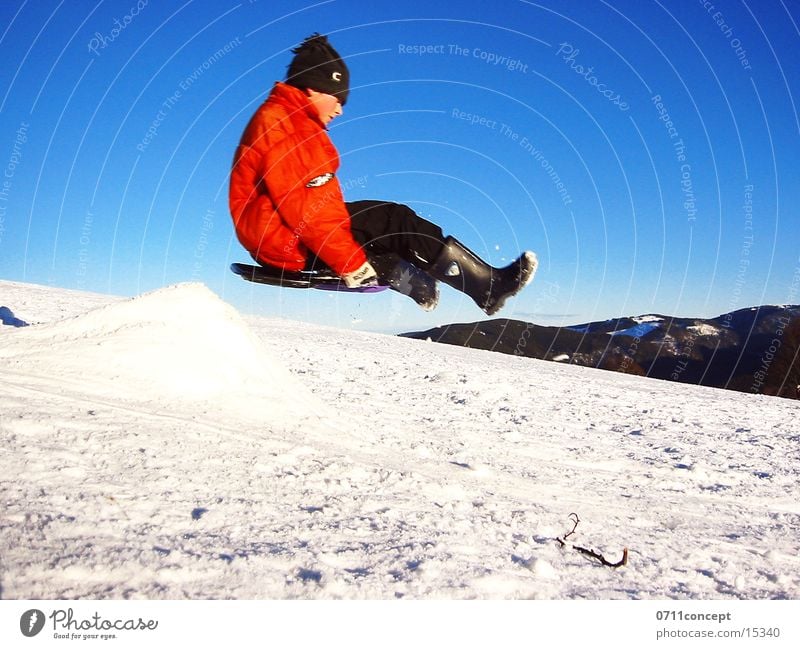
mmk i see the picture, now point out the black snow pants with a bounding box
[345,200,446,271]
[302,200,446,275]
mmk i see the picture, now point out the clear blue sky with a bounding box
[1,0,798,332]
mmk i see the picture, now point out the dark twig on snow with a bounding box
[573,545,629,568]
[556,512,580,547]
[555,513,628,568]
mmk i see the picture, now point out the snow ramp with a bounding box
[0,283,327,424]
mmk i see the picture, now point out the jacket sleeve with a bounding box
[262,129,367,276]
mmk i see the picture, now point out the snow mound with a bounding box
[0,283,325,421]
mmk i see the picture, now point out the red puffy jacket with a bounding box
[229,82,367,275]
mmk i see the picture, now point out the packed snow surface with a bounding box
[1,280,799,599]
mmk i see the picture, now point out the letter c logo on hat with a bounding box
[332,71,342,82]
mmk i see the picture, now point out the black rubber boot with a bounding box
[427,237,537,315]
[370,253,439,311]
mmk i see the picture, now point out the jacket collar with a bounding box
[268,82,325,128]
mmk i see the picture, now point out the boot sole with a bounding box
[483,252,538,316]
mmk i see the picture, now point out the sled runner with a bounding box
[231,248,536,314]
[231,254,441,311]
[230,263,387,292]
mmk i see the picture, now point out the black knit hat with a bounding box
[285,33,350,105]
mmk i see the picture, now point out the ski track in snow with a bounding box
[1,280,799,599]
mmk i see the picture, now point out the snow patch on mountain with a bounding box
[610,323,661,338]
[566,324,591,333]
[687,323,720,337]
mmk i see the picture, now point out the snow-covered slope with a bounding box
[0,282,326,424]
[1,280,798,599]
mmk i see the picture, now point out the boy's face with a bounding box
[306,89,343,125]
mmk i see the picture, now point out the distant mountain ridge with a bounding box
[400,305,800,399]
